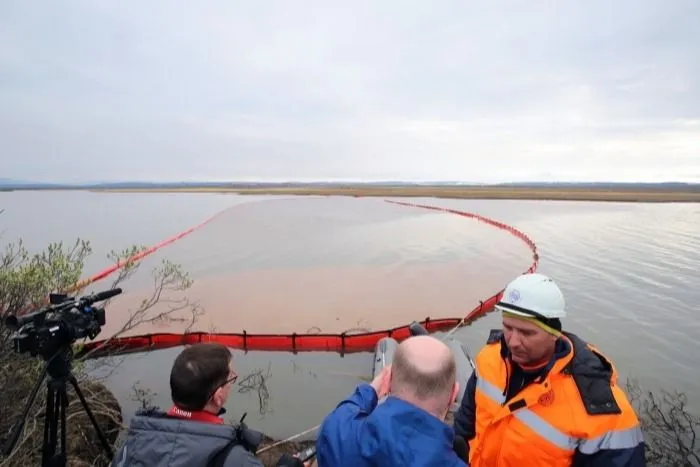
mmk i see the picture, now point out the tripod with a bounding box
[2,346,114,467]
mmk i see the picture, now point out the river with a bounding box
[1,190,698,440]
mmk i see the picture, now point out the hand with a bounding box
[276,453,310,467]
[276,451,314,467]
[296,454,314,467]
[370,365,391,399]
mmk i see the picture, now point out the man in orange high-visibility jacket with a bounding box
[453,273,645,467]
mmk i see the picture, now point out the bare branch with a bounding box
[625,378,700,466]
[129,380,159,412]
[0,238,202,467]
[78,258,202,360]
[104,245,148,294]
[237,363,273,416]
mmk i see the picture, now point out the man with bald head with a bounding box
[315,335,469,466]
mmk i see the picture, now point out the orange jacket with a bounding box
[454,330,645,466]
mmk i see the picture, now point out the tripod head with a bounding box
[4,288,121,361]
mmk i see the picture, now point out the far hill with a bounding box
[2,179,700,192]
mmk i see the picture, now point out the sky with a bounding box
[1,0,699,183]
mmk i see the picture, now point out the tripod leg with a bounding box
[1,362,48,457]
[67,376,114,459]
[42,383,56,467]
[42,381,67,467]
[59,387,67,467]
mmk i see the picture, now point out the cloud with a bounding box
[1,0,699,182]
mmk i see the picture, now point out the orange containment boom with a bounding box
[69,208,228,293]
[75,199,539,359]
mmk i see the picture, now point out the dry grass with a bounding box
[91,186,700,203]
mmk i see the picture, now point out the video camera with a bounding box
[4,287,122,359]
[2,287,122,466]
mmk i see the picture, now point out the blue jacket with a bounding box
[316,383,468,466]
[453,330,646,467]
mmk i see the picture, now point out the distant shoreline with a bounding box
[79,185,700,202]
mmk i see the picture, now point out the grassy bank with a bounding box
[91,185,700,203]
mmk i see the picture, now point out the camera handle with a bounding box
[2,347,114,466]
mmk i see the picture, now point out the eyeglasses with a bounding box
[206,372,238,402]
[224,373,238,386]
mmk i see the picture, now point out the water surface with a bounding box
[2,191,698,440]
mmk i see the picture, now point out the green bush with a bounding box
[0,231,196,466]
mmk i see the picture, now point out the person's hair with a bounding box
[170,343,232,410]
[391,347,456,401]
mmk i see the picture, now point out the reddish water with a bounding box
[93,197,534,338]
[100,261,522,337]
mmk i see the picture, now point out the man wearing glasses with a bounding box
[112,343,306,467]
[166,343,240,427]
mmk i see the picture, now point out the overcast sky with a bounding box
[1,0,699,183]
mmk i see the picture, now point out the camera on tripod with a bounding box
[4,288,121,359]
[2,287,122,467]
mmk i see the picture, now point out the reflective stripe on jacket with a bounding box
[455,330,645,467]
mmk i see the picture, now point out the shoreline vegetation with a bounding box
[89,185,700,202]
[2,180,700,202]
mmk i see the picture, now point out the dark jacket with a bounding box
[316,382,468,466]
[453,330,645,467]
[110,409,263,467]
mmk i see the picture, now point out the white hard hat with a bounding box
[495,273,566,319]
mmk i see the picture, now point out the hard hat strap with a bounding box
[496,301,551,320]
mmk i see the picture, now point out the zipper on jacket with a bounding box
[501,356,510,406]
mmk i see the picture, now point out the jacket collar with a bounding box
[499,333,573,378]
[166,406,224,424]
[495,330,621,415]
[560,332,621,415]
[378,396,456,448]
[134,406,227,424]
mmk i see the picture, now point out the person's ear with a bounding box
[211,386,225,407]
[383,365,392,394]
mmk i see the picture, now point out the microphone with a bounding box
[87,288,123,302]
